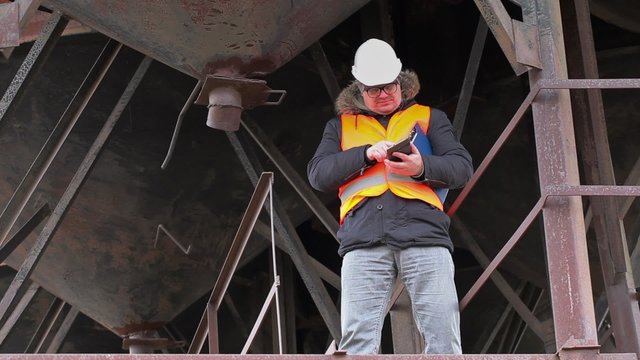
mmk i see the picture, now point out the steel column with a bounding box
[226,130,341,341]
[0,11,67,128]
[0,55,151,327]
[562,0,640,354]
[0,40,122,246]
[452,216,546,339]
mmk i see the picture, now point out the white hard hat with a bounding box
[351,38,402,86]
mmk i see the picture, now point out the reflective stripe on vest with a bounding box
[338,104,443,222]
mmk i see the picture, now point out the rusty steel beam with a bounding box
[45,306,78,353]
[563,1,640,352]
[241,279,279,354]
[25,298,66,353]
[452,216,546,339]
[0,11,67,127]
[447,85,539,217]
[447,77,639,218]
[0,55,151,327]
[452,17,488,139]
[188,172,274,354]
[0,282,38,346]
[0,202,50,264]
[226,131,341,341]
[0,353,636,360]
[0,2,19,48]
[0,39,122,246]
[473,0,528,75]
[241,118,340,241]
[389,287,422,354]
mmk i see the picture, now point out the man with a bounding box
[307,38,473,354]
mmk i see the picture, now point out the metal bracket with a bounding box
[513,20,542,69]
[0,2,19,49]
[154,224,192,255]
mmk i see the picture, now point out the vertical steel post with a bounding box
[561,0,640,354]
[527,0,598,351]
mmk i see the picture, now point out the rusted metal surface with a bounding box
[195,76,286,131]
[188,172,274,354]
[473,0,528,75]
[0,40,121,246]
[0,55,151,335]
[452,216,546,340]
[0,203,50,264]
[0,2,19,48]
[42,0,369,79]
[0,11,67,128]
[528,5,599,345]
[513,21,541,69]
[447,85,539,217]
[0,354,637,360]
[563,4,640,352]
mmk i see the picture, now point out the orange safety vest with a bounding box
[338,104,443,223]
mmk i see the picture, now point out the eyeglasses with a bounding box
[362,82,398,98]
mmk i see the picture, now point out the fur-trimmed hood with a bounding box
[335,70,421,115]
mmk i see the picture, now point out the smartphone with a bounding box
[386,136,412,162]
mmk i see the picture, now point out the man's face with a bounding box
[362,82,402,115]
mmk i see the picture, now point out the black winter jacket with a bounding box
[307,71,473,256]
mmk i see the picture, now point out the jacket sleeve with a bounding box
[307,118,371,192]
[422,109,473,189]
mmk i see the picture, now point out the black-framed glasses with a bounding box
[363,82,398,97]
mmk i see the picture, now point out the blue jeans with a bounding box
[339,246,461,354]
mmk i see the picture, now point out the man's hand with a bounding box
[384,143,424,176]
[366,140,395,162]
